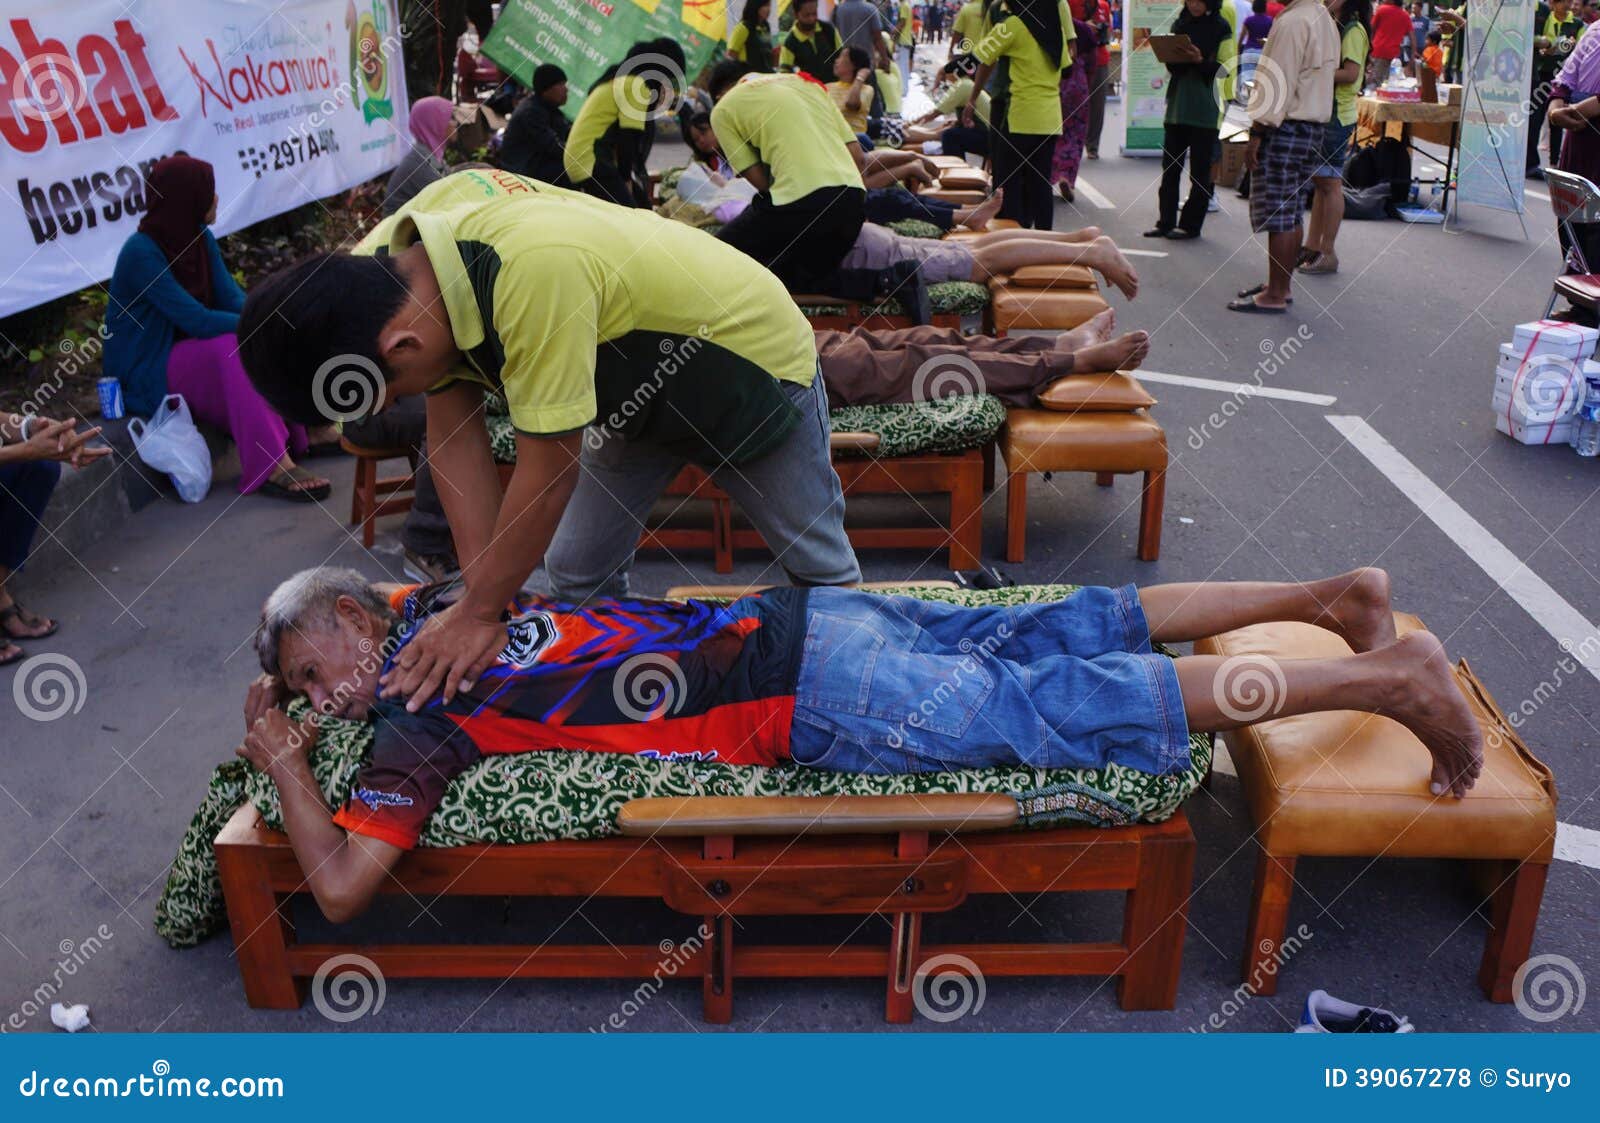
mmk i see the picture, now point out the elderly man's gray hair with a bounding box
[254,567,395,677]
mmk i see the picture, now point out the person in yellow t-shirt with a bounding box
[904,75,992,159]
[949,0,987,61]
[236,170,860,708]
[728,1,777,73]
[967,0,1075,229]
[829,45,878,133]
[562,38,684,206]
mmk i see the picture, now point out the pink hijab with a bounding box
[409,96,454,160]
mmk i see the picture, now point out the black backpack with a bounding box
[1344,136,1411,204]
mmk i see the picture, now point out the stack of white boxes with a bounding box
[1492,320,1597,445]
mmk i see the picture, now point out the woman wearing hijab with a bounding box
[1050,9,1096,202]
[384,96,455,214]
[964,0,1075,229]
[563,38,687,207]
[104,156,330,502]
[1144,0,1230,239]
[1548,21,1600,282]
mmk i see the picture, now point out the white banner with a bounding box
[0,0,410,317]
[1456,0,1536,214]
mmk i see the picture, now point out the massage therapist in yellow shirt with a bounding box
[237,169,861,709]
[961,0,1074,229]
[707,63,869,290]
[562,38,684,206]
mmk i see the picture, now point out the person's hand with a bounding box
[236,709,320,780]
[379,599,506,711]
[1245,135,1262,171]
[1177,42,1202,63]
[919,156,939,179]
[1550,105,1584,130]
[14,418,111,467]
[244,673,290,731]
[961,102,976,127]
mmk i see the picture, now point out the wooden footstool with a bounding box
[998,406,1168,561]
[986,263,1110,335]
[341,437,418,548]
[1194,615,1558,1001]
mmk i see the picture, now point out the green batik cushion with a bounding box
[829,394,1005,457]
[153,585,1209,948]
[886,218,946,240]
[798,281,989,319]
[490,395,1002,461]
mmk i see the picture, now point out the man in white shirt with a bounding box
[1229,0,1339,313]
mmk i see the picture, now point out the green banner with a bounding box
[482,0,720,120]
[1122,0,1183,153]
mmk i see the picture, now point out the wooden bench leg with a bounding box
[713,497,734,574]
[886,830,929,1023]
[1138,467,1166,561]
[215,839,304,1009]
[1117,826,1196,1010]
[1096,471,1115,487]
[1478,860,1549,1003]
[702,914,734,1023]
[1241,852,1297,997]
[353,458,377,548]
[981,441,997,492]
[949,457,983,571]
[1004,471,1028,563]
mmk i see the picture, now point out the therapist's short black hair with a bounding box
[708,59,751,100]
[237,253,410,425]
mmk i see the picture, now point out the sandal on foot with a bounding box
[0,639,26,667]
[260,467,332,503]
[1227,296,1289,314]
[0,601,57,641]
[1299,253,1339,274]
[1235,283,1293,303]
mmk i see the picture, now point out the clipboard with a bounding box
[1147,34,1197,64]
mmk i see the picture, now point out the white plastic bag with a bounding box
[129,394,212,503]
[675,161,757,209]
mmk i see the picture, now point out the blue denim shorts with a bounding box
[1311,119,1355,180]
[788,586,1191,777]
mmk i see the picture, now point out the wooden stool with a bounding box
[998,408,1168,562]
[985,264,1110,335]
[1194,616,1558,1001]
[342,437,418,548]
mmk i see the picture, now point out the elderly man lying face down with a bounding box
[239,567,1481,922]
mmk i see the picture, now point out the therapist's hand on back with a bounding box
[379,600,508,712]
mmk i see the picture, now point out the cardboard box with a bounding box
[1493,343,1586,423]
[1493,406,1575,446]
[1510,319,1600,361]
[1211,138,1249,190]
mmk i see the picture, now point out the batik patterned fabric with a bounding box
[797,280,991,319]
[154,588,1207,944]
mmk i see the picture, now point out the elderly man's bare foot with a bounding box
[1311,566,1396,652]
[960,192,1004,230]
[1375,631,1484,798]
[1065,225,1102,241]
[1090,236,1139,299]
[1055,307,1116,352]
[1072,331,1150,373]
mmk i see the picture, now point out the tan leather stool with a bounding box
[341,436,418,548]
[999,408,1167,561]
[986,264,1110,335]
[1194,615,1558,1002]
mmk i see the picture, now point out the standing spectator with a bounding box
[1053,12,1098,201]
[384,96,455,214]
[1229,0,1339,312]
[1531,1,1586,178]
[834,0,892,65]
[1407,1,1430,71]
[926,1,947,42]
[780,0,845,81]
[104,156,332,499]
[1268,0,1286,14]
[1240,0,1275,96]
[729,1,778,72]
[0,414,109,666]
[967,0,1076,229]
[1367,0,1412,87]
[1146,0,1231,237]
[497,64,571,182]
[1300,0,1371,275]
[563,39,685,207]
[1082,0,1114,157]
[897,2,918,87]
[1421,29,1445,74]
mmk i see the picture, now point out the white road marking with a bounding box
[1327,415,1600,685]
[1134,368,1338,406]
[1123,249,1171,258]
[1073,177,1115,209]
[1210,742,1600,870]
